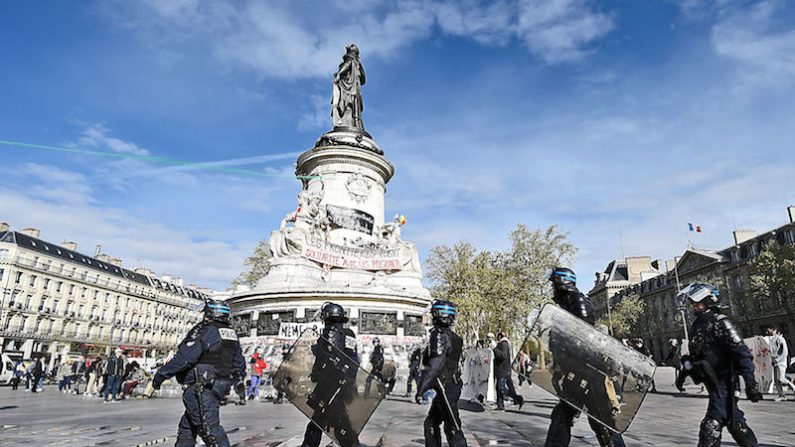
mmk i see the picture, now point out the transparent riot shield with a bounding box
[515,304,656,433]
[272,329,387,447]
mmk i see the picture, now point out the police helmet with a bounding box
[548,267,577,291]
[430,300,457,327]
[372,337,380,345]
[203,299,232,322]
[320,302,349,323]
[678,283,721,312]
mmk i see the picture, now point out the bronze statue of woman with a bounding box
[332,44,366,130]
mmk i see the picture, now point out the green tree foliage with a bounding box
[425,225,577,345]
[747,240,795,314]
[232,239,272,288]
[597,293,646,339]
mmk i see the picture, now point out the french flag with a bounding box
[688,223,702,233]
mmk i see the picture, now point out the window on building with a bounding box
[29,275,37,287]
[0,249,9,260]
[43,278,50,289]
[56,281,62,292]
[0,268,4,282]
[14,271,23,284]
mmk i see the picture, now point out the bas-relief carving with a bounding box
[267,191,421,275]
[346,173,372,204]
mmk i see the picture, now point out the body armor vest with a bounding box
[198,321,240,377]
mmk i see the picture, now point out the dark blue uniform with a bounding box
[153,320,245,447]
[302,323,360,447]
[545,287,626,447]
[689,310,759,447]
[417,325,467,447]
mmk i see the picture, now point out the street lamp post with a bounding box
[605,294,614,336]
[673,256,689,343]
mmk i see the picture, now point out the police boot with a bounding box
[697,417,723,447]
[544,403,576,447]
[589,419,625,447]
[424,416,442,447]
[727,421,758,447]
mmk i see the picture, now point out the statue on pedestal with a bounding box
[332,44,366,130]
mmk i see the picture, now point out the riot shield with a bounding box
[272,329,387,447]
[515,304,656,433]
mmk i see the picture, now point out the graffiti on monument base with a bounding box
[303,246,401,270]
[278,322,324,339]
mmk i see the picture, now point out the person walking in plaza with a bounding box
[246,348,267,401]
[493,330,523,411]
[150,299,245,447]
[516,349,533,387]
[104,349,124,402]
[679,283,762,446]
[417,300,467,447]
[767,325,794,401]
[57,360,70,392]
[85,356,102,396]
[543,267,625,447]
[665,339,682,387]
[30,356,44,393]
[11,358,24,390]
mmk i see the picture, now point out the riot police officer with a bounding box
[364,337,385,397]
[543,267,626,447]
[151,299,245,447]
[679,283,762,447]
[302,302,360,447]
[416,300,467,447]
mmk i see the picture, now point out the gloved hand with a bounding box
[745,383,763,402]
[152,374,164,390]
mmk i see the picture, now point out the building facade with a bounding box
[0,225,209,365]
[593,206,795,364]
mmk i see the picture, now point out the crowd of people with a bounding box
[8,348,153,402]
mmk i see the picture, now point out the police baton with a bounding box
[435,378,462,433]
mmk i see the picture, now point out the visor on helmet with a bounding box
[678,283,717,303]
[431,301,457,317]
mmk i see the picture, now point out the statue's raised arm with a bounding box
[332,44,366,130]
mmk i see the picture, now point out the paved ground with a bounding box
[1,373,794,446]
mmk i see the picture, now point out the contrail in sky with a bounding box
[0,140,318,179]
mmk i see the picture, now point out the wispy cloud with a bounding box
[72,123,150,156]
[105,0,618,78]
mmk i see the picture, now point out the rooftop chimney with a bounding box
[733,229,757,245]
[110,257,122,267]
[97,254,113,263]
[62,241,78,251]
[134,267,155,277]
[21,227,41,238]
[665,259,677,272]
[788,205,795,224]
[0,222,9,232]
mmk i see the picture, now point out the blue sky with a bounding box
[1,0,794,291]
